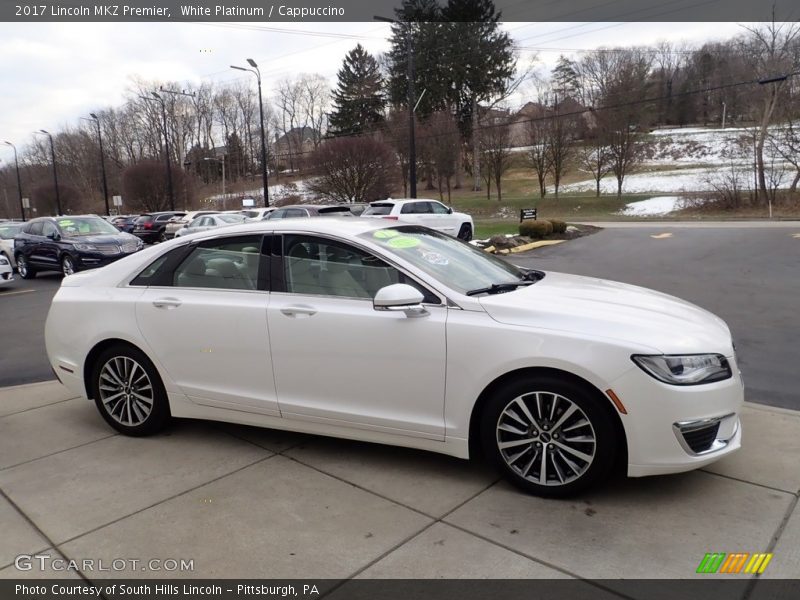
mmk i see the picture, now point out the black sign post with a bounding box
[520,208,538,222]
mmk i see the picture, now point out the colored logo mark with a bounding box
[696,552,773,574]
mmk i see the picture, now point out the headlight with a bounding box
[632,354,732,385]
[0,257,8,266]
[74,243,97,251]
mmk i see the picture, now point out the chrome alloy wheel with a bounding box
[62,256,75,276]
[98,356,154,426]
[496,391,597,486]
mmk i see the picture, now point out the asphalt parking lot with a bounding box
[0,223,799,585]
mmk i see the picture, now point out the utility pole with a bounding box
[231,60,270,206]
[2,141,25,220]
[374,16,416,197]
[35,130,61,215]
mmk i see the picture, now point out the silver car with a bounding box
[174,213,247,237]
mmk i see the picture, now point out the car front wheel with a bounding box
[481,375,617,497]
[457,223,473,242]
[16,255,36,279]
[91,344,171,436]
[61,255,76,276]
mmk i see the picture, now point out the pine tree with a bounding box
[552,55,580,101]
[329,44,385,136]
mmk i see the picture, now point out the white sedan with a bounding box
[362,199,474,241]
[174,213,247,237]
[45,219,743,496]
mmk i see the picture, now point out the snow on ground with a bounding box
[619,196,685,216]
[207,178,315,202]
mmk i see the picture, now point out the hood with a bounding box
[65,233,138,245]
[479,271,733,355]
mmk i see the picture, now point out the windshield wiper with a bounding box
[466,280,534,296]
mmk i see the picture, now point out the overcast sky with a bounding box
[0,20,751,164]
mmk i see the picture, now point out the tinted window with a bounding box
[130,254,171,286]
[363,204,393,216]
[173,236,262,291]
[268,209,286,220]
[430,202,450,214]
[42,222,58,238]
[29,222,44,236]
[401,202,431,214]
[156,214,175,222]
[285,209,307,218]
[318,207,353,217]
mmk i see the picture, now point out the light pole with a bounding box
[204,156,226,210]
[374,15,417,198]
[140,92,175,211]
[35,130,61,215]
[2,141,25,220]
[231,59,269,207]
[81,114,110,215]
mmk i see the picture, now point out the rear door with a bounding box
[134,234,278,415]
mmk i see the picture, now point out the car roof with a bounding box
[184,216,395,242]
[370,199,441,206]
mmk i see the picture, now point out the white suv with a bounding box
[362,199,473,241]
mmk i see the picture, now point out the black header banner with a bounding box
[1,0,799,22]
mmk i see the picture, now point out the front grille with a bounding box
[95,245,121,255]
[681,422,720,453]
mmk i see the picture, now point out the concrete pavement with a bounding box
[0,380,798,587]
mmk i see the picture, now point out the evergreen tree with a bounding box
[552,55,580,101]
[329,44,386,135]
[226,132,246,180]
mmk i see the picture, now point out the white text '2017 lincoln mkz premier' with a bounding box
[45,219,743,496]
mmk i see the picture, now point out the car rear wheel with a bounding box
[91,344,171,436]
[61,255,76,276]
[158,231,167,243]
[15,255,36,279]
[457,223,473,242]
[480,375,617,497]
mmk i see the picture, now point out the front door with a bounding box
[267,234,448,439]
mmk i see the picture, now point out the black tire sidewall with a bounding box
[481,375,617,497]
[91,344,171,436]
[458,223,472,241]
[16,255,35,279]
[61,254,76,276]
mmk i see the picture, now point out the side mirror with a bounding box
[447,207,453,214]
[373,284,428,318]
[47,231,60,241]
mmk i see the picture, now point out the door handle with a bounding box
[280,305,317,318]
[152,297,182,309]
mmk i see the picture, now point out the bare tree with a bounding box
[306,137,397,203]
[480,117,513,202]
[578,133,614,197]
[526,118,552,197]
[422,111,460,202]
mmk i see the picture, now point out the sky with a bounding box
[0,20,753,165]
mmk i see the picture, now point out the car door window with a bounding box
[42,222,58,238]
[285,208,307,218]
[172,236,263,291]
[430,202,450,215]
[283,235,438,302]
[401,202,428,214]
[269,209,286,220]
[29,222,44,236]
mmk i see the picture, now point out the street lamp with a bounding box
[81,114,110,215]
[374,15,417,198]
[231,59,269,207]
[1,140,26,220]
[34,130,61,215]
[204,156,226,210]
[140,92,175,211]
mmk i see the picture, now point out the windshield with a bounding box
[359,226,526,295]
[0,223,22,239]
[55,217,120,237]
[362,204,393,216]
[219,214,246,223]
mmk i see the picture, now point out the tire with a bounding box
[90,344,171,436]
[61,255,77,277]
[158,231,167,243]
[457,223,473,242]
[15,254,36,279]
[480,375,617,497]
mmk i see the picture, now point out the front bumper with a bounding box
[608,356,744,477]
[0,268,13,285]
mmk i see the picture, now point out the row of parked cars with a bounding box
[0,199,474,280]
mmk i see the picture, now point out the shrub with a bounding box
[549,219,567,234]
[519,219,553,238]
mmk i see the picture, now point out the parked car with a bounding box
[0,253,13,286]
[362,199,473,241]
[111,215,139,234]
[0,221,23,269]
[346,203,370,217]
[14,215,144,278]
[174,213,247,237]
[264,204,354,220]
[131,211,186,243]
[240,207,275,221]
[164,211,220,240]
[45,219,742,497]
